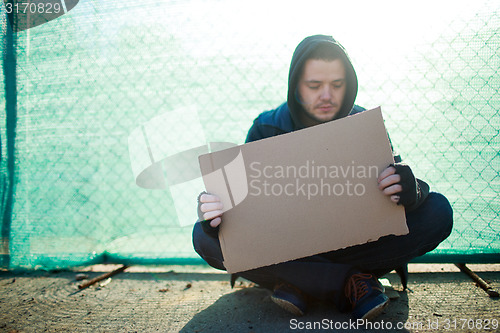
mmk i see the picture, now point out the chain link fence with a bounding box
[0,0,498,270]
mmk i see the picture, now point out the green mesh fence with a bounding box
[0,0,498,270]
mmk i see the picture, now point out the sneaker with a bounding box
[345,272,389,320]
[270,283,307,316]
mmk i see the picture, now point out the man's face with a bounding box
[297,58,346,124]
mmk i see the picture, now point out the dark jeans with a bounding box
[192,192,453,309]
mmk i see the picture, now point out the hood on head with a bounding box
[287,35,358,129]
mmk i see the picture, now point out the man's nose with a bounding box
[320,86,332,101]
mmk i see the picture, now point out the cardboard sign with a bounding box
[198,107,408,273]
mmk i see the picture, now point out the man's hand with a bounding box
[377,164,418,206]
[377,166,403,203]
[197,193,224,228]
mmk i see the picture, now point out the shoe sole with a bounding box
[270,296,305,316]
[360,297,390,321]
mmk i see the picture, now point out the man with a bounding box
[192,35,453,320]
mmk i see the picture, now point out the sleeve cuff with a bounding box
[405,179,430,212]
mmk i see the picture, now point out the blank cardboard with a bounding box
[198,107,408,274]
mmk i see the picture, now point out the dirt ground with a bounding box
[0,264,499,333]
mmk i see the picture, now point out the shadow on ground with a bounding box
[0,267,498,332]
[180,285,410,333]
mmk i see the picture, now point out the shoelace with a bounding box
[345,273,375,308]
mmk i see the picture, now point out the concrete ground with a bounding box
[0,264,499,333]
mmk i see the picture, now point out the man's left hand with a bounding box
[377,164,418,206]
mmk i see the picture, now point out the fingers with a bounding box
[200,194,224,221]
[203,208,223,220]
[197,192,224,223]
[378,173,401,192]
[381,183,403,196]
[200,202,223,213]
[390,195,400,203]
[199,193,221,203]
[210,217,222,228]
[377,166,396,183]
[378,167,402,200]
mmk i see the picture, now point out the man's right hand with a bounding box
[198,193,224,228]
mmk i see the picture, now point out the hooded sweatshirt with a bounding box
[246,35,364,143]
